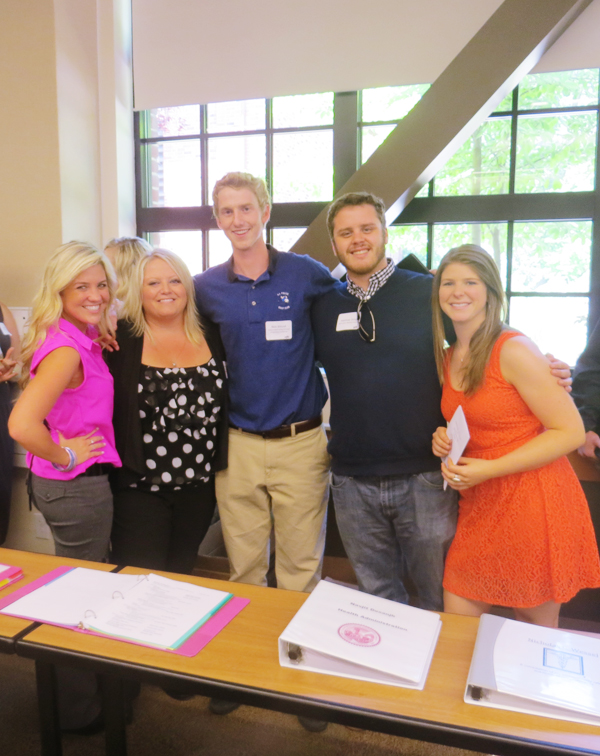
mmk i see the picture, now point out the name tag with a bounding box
[266,320,292,341]
[336,312,359,331]
[0,323,9,337]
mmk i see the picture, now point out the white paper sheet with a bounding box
[0,569,142,627]
[443,404,470,490]
[87,574,231,648]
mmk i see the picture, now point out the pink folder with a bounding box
[0,566,249,657]
[0,564,23,591]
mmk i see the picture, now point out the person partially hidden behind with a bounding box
[573,318,600,461]
[432,245,600,628]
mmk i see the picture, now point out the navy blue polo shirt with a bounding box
[194,245,335,432]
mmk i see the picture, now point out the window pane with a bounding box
[361,124,395,164]
[518,69,600,110]
[515,112,597,193]
[272,92,333,128]
[509,296,588,366]
[144,105,200,138]
[144,140,201,207]
[494,91,513,112]
[206,99,265,133]
[271,228,307,251]
[512,221,592,293]
[432,223,508,285]
[387,226,428,266]
[208,135,266,196]
[435,117,511,196]
[148,231,203,276]
[361,84,429,122]
[208,230,232,268]
[272,130,333,202]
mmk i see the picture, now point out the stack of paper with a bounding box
[0,568,233,652]
[466,613,600,725]
[0,563,23,591]
[279,580,441,689]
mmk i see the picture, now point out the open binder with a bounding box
[279,580,441,689]
[0,566,249,657]
[466,613,600,726]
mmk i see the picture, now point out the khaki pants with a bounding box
[216,424,330,592]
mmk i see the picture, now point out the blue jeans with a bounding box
[331,471,458,610]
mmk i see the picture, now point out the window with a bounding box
[136,69,600,362]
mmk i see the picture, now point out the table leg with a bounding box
[100,673,128,756]
[35,661,62,756]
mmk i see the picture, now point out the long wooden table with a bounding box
[0,548,115,654]
[13,565,600,756]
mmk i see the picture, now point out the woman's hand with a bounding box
[57,429,105,466]
[94,333,119,352]
[442,456,495,490]
[0,347,18,383]
[577,430,600,460]
[546,353,572,392]
[432,426,452,458]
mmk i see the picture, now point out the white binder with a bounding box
[466,613,600,726]
[278,580,441,689]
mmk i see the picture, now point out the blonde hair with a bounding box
[120,248,205,345]
[432,244,508,396]
[20,241,116,387]
[104,236,152,300]
[212,172,270,216]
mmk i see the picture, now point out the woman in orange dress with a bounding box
[431,245,600,628]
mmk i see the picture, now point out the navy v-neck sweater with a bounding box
[312,269,446,477]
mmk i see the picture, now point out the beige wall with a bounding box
[0,0,135,310]
[0,0,63,307]
[0,0,134,552]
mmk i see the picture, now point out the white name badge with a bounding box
[0,323,9,337]
[336,312,359,331]
[266,320,292,341]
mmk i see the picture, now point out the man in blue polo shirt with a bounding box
[194,172,333,596]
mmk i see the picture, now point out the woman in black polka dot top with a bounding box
[106,249,229,574]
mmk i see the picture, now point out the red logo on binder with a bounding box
[338,623,381,647]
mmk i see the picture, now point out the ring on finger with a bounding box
[453,475,461,482]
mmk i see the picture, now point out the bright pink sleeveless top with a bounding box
[27,318,121,480]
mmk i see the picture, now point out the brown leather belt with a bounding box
[230,414,322,439]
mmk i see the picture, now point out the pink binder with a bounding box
[0,564,23,591]
[0,566,249,657]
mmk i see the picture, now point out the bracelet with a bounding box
[52,447,77,472]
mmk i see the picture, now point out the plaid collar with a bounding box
[346,258,395,301]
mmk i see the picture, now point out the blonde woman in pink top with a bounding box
[10,241,121,563]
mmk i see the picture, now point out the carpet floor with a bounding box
[0,652,483,756]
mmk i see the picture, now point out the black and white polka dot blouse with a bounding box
[132,358,224,491]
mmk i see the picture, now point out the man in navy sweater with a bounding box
[312,192,456,610]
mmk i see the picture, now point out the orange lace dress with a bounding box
[441,330,600,607]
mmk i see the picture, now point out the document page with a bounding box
[443,405,470,490]
[0,568,142,627]
[280,580,440,684]
[87,574,232,649]
[493,619,600,717]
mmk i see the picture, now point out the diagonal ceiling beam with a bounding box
[292,0,594,268]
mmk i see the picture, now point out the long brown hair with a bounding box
[432,245,508,396]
